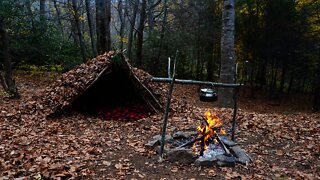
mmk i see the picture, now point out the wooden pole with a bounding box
[231,88,238,141]
[159,50,179,161]
[231,64,239,141]
[151,78,241,88]
[168,57,171,78]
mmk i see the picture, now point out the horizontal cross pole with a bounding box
[151,77,241,88]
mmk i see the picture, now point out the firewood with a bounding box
[214,133,231,155]
[200,126,206,156]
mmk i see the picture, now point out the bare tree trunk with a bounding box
[279,62,287,93]
[313,63,320,111]
[196,10,201,80]
[147,0,161,36]
[53,0,64,38]
[71,0,86,61]
[312,37,320,110]
[153,0,167,74]
[213,36,220,79]
[200,52,205,80]
[147,0,154,36]
[40,0,46,32]
[96,0,111,54]
[25,0,35,32]
[0,17,19,99]
[70,19,79,45]
[136,0,147,66]
[40,0,46,22]
[85,0,97,56]
[312,6,320,111]
[117,0,125,51]
[106,0,111,51]
[271,61,278,92]
[127,0,139,60]
[218,0,236,107]
[96,0,103,53]
[249,62,255,98]
[287,74,294,94]
[207,57,214,81]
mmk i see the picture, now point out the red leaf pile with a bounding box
[100,103,152,121]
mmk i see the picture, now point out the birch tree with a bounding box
[218,0,236,107]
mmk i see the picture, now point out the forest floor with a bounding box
[0,73,319,179]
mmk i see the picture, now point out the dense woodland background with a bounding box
[0,0,319,110]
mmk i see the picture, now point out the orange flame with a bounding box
[192,111,226,155]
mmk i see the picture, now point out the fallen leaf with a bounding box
[171,167,178,173]
[115,163,122,169]
[102,161,111,166]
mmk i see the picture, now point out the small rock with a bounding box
[220,136,237,147]
[194,156,217,167]
[145,135,173,148]
[173,131,197,139]
[154,134,173,142]
[166,148,198,164]
[172,131,187,139]
[216,155,236,167]
[230,146,252,165]
[145,140,159,148]
[14,177,26,180]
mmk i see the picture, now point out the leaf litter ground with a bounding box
[0,75,319,179]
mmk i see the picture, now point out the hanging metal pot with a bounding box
[199,88,218,102]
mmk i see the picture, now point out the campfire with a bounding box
[146,110,252,167]
[192,111,228,157]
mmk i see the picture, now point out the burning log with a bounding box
[214,133,231,155]
[177,131,211,148]
[200,125,206,156]
[177,126,222,148]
